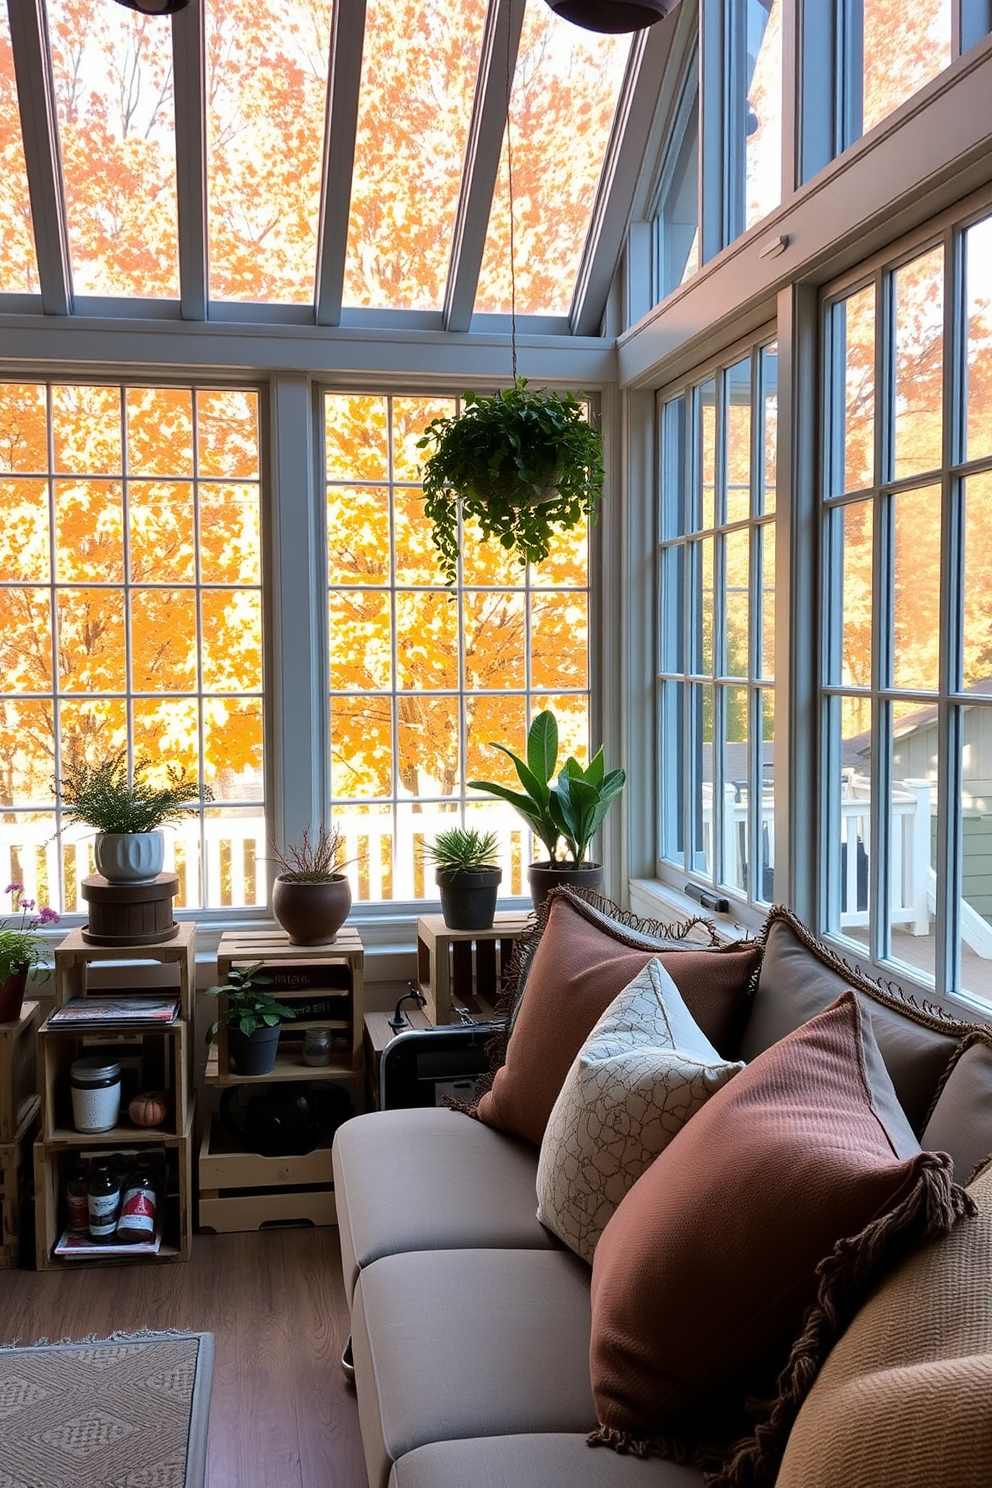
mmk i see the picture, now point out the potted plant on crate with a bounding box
[422,827,502,932]
[469,709,625,910]
[205,962,297,1077]
[0,882,59,1022]
[55,748,208,884]
[268,824,355,946]
[417,379,604,585]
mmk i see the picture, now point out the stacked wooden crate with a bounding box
[0,1000,41,1266]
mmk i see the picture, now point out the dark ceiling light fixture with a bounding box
[113,0,190,14]
[545,0,680,34]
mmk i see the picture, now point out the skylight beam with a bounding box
[8,0,71,315]
[315,0,368,327]
[570,20,674,336]
[173,0,207,320]
[443,0,526,334]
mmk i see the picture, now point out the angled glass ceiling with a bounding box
[0,0,639,331]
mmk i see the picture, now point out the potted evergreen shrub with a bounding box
[422,827,502,931]
[268,824,355,945]
[417,379,604,585]
[469,709,625,909]
[55,749,208,884]
[205,962,296,1077]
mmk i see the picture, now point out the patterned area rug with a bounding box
[0,1330,213,1488]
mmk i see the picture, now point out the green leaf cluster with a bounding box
[469,710,624,865]
[422,827,501,874]
[417,379,604,586]
[56,749,209,833]
[204,962,297,1043]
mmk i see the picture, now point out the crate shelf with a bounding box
[197,1114,336,1233]
[416,912,530,1025]
[0,999,41,1143]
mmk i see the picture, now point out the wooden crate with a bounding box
[33,1106,194,1271]
[197,1114,336,1233]
[211,927,365,1083]
[416,912,531,1025]
[0,1099,40,1268]
[0,1000,41,1142]
[38,1014,190,1143]
[53,922,197,1018]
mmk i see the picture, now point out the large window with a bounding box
[324,392,592,901]
[0,383,263,914]
[657,340,778,910]
[822,211,992,1002]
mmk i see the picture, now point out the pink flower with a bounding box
[5,883,22,896]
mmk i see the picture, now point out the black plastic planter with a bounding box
[435,868,502,931]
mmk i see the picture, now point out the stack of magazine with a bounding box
[48,997,180,1026]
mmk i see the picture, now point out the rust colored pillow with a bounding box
[588,992,973,1484]
[473,893,762,1146]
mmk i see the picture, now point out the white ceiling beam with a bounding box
[314,0,368,327]
[7,0,72,317]
[570,20,678,338]
[442,0,526,335]
[172,0,207,321]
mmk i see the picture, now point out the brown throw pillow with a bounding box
[473,891,762,1146]
[922,1032,992,1182]
[776,1159,992,1488]
[588,992,974,1486]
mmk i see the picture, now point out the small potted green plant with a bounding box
[422,827,502,931]
[469,709,625,909]
[0,883,59,1022]
[268,824,355,946]
[205,962,296,1077]
[55,748,208,884]
[417,378,604,585]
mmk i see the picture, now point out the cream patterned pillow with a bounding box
[536,957,744,1264]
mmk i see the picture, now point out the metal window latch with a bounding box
[684,883,731,914]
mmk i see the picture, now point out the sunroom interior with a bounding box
[2,0,991,1022]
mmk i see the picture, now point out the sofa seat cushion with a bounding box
[332,1108,554,1304]
[741,907,962,1131]
[776,1159,992,1488]
[352,1248,596,1488]
[389,1434,706,1488]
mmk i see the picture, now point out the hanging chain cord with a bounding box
[505,9,518,385]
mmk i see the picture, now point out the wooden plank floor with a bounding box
[0,1227,368,1488]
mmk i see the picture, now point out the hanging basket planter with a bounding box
[417,378,604,585]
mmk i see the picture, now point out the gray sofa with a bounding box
[332,898,992,1488]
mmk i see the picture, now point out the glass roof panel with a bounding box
[206,0,333,304]
[475,1,630,317]
[0,8,39,293]
[342,0,486,311]
[47,0,179,299]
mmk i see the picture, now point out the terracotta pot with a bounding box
[527,861,603,912]
[0,964,28,1023]
[435,867,502,931]
[271,875,352,945]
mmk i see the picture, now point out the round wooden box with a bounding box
[80,873,180,945]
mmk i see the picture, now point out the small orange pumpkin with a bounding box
[129,1090,169,1127]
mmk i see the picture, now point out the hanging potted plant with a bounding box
[0,883,59,1023]
[422,827,502,932]
[268,824,356,946]
[205,962,297,1078]
[469,709,625,910]
[55,749,208,884]
[417,378,604,585]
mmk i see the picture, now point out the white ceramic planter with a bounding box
[94,830,165,884]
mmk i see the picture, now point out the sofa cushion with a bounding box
[536,958,743,1263]
[389,1435,706,1488]
[740,906,963,1131]
[352,1248,596,1488]
[922,1032,992,1181]
[473,890,762,1145]
[588,992,972,1484]
[332,1108,554,1304]
[775,1160,992,1488]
